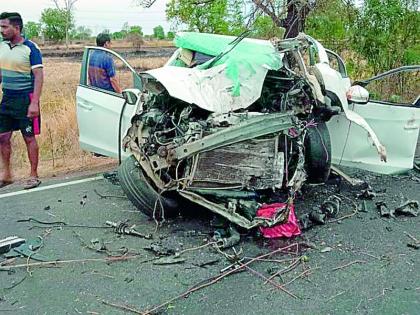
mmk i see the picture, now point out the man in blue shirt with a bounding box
[88,33,122,93]
[0,12,43,189]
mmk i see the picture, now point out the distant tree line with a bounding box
[21,8,172,44]
[7,0,418,75]
[165,0,419,74]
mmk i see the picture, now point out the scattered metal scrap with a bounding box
[17,217,67,225]
[376,200,419,218]
[0,255,142,271]
[103,171,120,185]
[394,200,418,217]
[80,194,88,206]
[404,232,420,250]
[300,195,341,228]
[153,256,185,265]
[4,237,49,262]
[330,165,365,187]
[105,221,152,239]
[357,186,376,200]
[375,201,390,217]
[321,195,341,217]
[0,236,25,255]
[213,225,241,249]
[144,242,176,256]
[129,243,315,315]
[17,217,111,229]
[93,189,127,199]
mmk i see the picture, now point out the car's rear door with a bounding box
[76,47,142,158]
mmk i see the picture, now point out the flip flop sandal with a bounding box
[0,180,13,189]
[23,177,41,190]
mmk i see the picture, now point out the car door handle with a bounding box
[79,101,93,111]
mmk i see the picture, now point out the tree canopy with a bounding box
[24,21,42,40]
[41,8,74,41]
[351,0,419,73]
[153,25,165,39]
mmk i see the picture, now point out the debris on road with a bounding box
[213,225,241,248]
[377,200,419,218]
[0,255,142,271]
[153,256,186,265]
[80,194,88,206]
[357,186,376,200]
[17,217,110,229]
[182,230,208,238]
[4,237,49,262]
[404,232,419,250]
[94,189,126,199]
[105,221,152,239]
[320,246,332,253]
[135,243,310,315]
[103,171,119,185]
[0,236,25,254]
[330,165,365,187]
[376,201,391,217]
[394,200,419,217]
[299,195,344,229]
[332,260,366,271]
[17,217,67,225]
[192,258,220,268]
[144,243,176,256]
[309,211,327,225]
[321,196,341,217]
[407,243,420,250]
[360,200,369,213]
[256,203,301,238]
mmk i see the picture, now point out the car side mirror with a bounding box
[346,85,370,105]
[122,89,140,105]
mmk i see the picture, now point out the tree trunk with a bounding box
[281,0,311,38]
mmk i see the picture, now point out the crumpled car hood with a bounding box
[145,63,275,113]
[144,32,282,113]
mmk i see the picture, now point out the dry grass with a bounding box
[127,57,169,71]
[1,55,168,180]
[38,39,174,51]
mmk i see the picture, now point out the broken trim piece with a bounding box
[179,190,258,229]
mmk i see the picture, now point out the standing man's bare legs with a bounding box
[23,135,39,178]
[0,131,13,184]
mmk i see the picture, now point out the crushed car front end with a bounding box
[119,32,384,230]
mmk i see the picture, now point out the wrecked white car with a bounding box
[76,32,394,229]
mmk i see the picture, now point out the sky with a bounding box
[0,0,171,35]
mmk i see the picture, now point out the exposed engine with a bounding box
[121,36,337,229]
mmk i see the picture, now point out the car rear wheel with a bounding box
[118,155,179,219]
[304,122,332,183]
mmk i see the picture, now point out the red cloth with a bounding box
[257,203,301,238]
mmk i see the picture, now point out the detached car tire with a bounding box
[118,155,179,219]
[304,122,332,183]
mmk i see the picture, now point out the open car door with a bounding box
[76,47,142,158]
[328,65,420,174]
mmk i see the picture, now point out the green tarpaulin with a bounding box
[174,32,282,96]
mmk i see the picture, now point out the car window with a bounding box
[86,48,140,93]
[365,69,419,105]
[326,50,347,78]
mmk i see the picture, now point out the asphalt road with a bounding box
[0,167,419,314]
